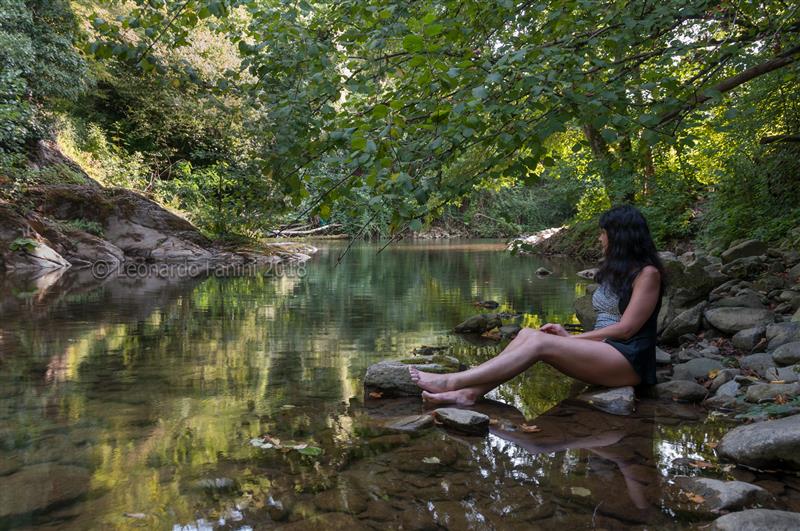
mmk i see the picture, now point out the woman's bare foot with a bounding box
[421,389,480,407]
[408,367,452,393]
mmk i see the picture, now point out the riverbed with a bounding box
[1,240,790,530]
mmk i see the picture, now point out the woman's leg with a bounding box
[411,328,640,396]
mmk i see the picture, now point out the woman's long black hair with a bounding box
[595,205,665,309]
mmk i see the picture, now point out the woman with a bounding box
[410,205,665,406]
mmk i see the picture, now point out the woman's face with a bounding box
[599,229,608,253]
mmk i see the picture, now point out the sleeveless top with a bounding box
[591,279,662,386]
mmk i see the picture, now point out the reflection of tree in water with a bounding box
[0,241,598,528]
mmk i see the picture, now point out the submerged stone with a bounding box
[384,414,435,433]
[0,464,90,518]
[433,408,489,435]
[673,476,771,514]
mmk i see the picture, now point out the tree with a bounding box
[86,1,800,233]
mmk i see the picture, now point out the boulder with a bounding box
[574,290,597,332]
[766,322,800,350]
[433,408,490,435]
[710,509,800,531]
[732,326,766,352]
[772,342,800,366]
[718,413,800,469]
[576,268,598,280]
[656,347,671,365]
[715,380,741,398]
[663,256,720,307]
[454,313,501,334]
[745,383,800,403]
[364,359,460,396]
[672,358,723,382]
[498,324,521,339]
[710,291,766,310]
[660,302,706,344]
[656,380,708,402]
[703,307,774,335]
[793,307,800,323]
[673,476,770,513]
[765,364,800,384]
[535,267,552,276]
[575,386,635,416]
[709,369,740,393]
[721,239,767,264]
[739,353,777,378]
[789,262,800,282]
[721,256,767,280]
[0,464,90,518]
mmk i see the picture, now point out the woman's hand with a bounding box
[540,323,570,337]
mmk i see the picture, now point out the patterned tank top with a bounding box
[592,282,621,329]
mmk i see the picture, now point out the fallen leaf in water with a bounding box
[295,446,323,457]
[706,442,718,449]
[422,456,440,464]
[770,380,787,385]
[708,369,720,379]
[685,492,705,504]
[520,424,542,433]
[690,460,714,469]
[570,487,591,497]
[280,404,296,410]
[124,513,147,519]
[368,391,383,399]
[775,394,788,404]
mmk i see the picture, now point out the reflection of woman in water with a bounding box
[412,205,665,405]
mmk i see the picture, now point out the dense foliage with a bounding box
[1,1,798,248]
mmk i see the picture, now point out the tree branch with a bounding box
[658,44,800,126]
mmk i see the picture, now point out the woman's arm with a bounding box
[575,266,661,341]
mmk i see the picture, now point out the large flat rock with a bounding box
[433,408,489,435]
[673,476,770,514]
[710,509,800,531]
[704,307,774,335]
[718,413,800,470]
[575,386,635,416]
[364,358,461,396]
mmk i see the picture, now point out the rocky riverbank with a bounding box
[363,237,800,526]
[0,184,315,274]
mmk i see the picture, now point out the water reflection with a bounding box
[0,240,730,529]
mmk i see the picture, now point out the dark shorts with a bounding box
[603,336,657,386]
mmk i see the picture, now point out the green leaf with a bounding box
[372,104,390,119]
[402,34,425,52]
[351,136,367,150]
[424,24,443,37]
[471,86,488,99]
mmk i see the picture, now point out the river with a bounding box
[0,240,733,529]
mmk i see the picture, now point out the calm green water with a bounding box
[0,240,769,530]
